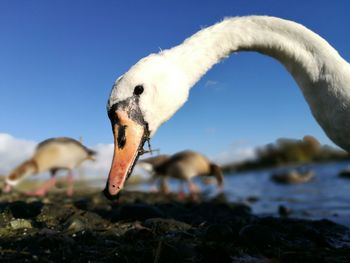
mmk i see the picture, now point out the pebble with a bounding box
[10,219,32,230]
[246,196,260,203]
[66,218,85,232]
[278,205,292,217]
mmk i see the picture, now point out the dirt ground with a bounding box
[0,189,349,262]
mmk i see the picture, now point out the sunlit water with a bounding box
[222,161,350,227]
[129,161,350,227]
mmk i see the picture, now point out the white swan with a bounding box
[104,16,350,198]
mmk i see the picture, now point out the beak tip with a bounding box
[103,184,121,200]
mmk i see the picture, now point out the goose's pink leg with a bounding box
[178,181,186,200]
[159,176,170,194]
[3,183,12,193]
[187,180,200,200]
[66,170,74,197]
[26,176,57,197]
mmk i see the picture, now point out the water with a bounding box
[132,161,350,227]
[217,161,350,227]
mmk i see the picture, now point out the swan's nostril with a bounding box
[103,186,121,200]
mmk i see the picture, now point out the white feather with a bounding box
[109,16,350,151]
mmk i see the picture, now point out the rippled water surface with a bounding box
[219,161,350,227]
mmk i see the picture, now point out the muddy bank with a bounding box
[0,190,349,262]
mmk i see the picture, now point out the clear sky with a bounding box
[1,0,350,164]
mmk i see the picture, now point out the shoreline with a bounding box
[0,190,349,262]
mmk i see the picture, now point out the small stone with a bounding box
[42,198,51,204]
[10,219,32,230]
[278,205,292,217]
[38,228,58,235]
[246,196,259,203]
[66,218,85,232]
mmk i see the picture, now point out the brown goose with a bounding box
[271,170,315,184]
[137,155,171,192]
[3,137,96,196]
[140,151,224,197]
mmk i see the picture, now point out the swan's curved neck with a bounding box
[164,16,350,150]
[166,16,343,87]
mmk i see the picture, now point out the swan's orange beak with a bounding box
[104,110,147,199]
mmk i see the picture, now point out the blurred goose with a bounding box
[271,170,315,184]
[146,151,224,197]
[3,137,96,196]
[105,16,350,198]
[137,155,171,174]
[137,155,171,192]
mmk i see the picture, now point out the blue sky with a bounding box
[1,0,350,163]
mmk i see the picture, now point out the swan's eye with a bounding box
[133,85,144,96]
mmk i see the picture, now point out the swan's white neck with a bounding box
[162,16,350,150]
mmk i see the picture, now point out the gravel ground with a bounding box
[0,190,349,262]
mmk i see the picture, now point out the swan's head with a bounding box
[104,53,189,198]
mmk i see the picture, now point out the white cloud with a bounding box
[80,143,114,180]
[204,127,217,134]
[0,133,36,175]
[204,80,226,91]
[204,80,218,87]
[210,141,257,165]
